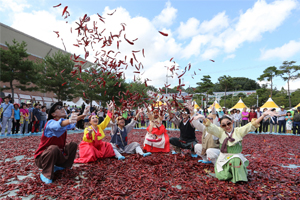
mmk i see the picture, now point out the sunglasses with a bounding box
[182,111,188,114]
[207,117,213,120]
[221,122,232,128]
[54,106,64,111]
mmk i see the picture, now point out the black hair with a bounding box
[287,111,291,115]
[41,106,46,109]
[183,108,190,114]
[219,115,233,124]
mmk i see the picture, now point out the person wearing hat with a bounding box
[74,102,115,163]
[143,107,170,153]
[12,103,21,134]
[34,102,90,184]
[278,106,287,133]
[0,96,14,135]
[109,109,151,160]
[20,103,29,134]
[218,107,224,119]
[293,107,300,135]
[168,101,198,157]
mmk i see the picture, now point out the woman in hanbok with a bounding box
[193,109,277,183]
[74,102,115,163]
[143,108,170,153]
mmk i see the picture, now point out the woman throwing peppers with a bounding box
[193,109,277,183]
[74,102,115,163]
[143,106,170,153]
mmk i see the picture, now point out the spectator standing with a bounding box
[241,107,249,126]
[20,103,29,134]
[97,108,104,124]
[39,106,47,132]
[269,108,278,133]
[122,110,129,125]
[12,103,20,134]
[249,108,257,122]
[140,111,145,127]
[255,107,263,133]
[162,112,167,128]
[293,107,300,135]
[0,96,14,135]
[203,108,209,118]
[278,106,287,133]
[27,101,33,133]
[144,110,149,127]
[234,109,241,127]
[262,108,270,133]
[32,103,41,133]
[285,111,293,134]
[166,112,172,128]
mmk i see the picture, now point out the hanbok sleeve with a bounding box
[236,119,259,138]
[203,120,223,139]
[125,119,138,133]
[97,111,112,131]
[82,127,94,143]
[191,119,205,132]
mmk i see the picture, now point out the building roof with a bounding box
[0,22,93,67]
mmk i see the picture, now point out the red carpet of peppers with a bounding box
[0,130,299,199]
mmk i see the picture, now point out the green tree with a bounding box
[75,68,127,107]
[39,51,77,101]
[196,75,214,107]
[278,61,300,108]
[243,93,257,108]
[126,78,152,108]
[257,66,279,97]
[218,75,233,108]
[0,40,42,102]
[291,89,300,107]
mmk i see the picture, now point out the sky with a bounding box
[1,0,300,91]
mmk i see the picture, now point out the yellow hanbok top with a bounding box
[82,114,111,143]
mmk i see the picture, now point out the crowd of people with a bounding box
[1,95,300,185]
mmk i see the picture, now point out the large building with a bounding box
[0,22,92,106]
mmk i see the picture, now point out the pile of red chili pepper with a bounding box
[0,131,299,199]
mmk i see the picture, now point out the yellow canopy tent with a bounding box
[153,101,166,107]
[260,97,279,109]
[231,98,248,110]
[208,100,221,110]
[293,103,300,110]
[193,100,200,109]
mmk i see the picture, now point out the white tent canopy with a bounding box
[75,98,88,107]
[92,100,99,107]
[63,100,77,107]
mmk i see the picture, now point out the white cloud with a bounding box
[260,40,300,60]
[223,54,236,61]
[222,0,297,53]
[283,79,300,90]
[177,18,200,39]
[0,0,30,12]
[201,48,220,60]
[199,11,229,34]
[152,1,177,28]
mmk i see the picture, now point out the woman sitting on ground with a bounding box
[110,108,151,160]
[193,109,277,183]
[74,102,115,163]
[143,107,170,153]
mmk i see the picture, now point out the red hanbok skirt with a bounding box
[74,140,115,163]
[143,125,170,153]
